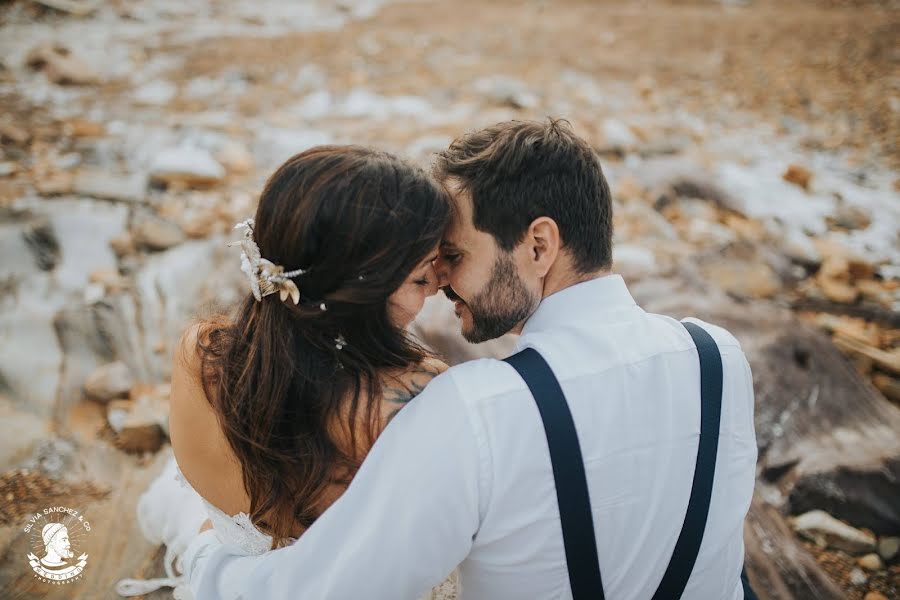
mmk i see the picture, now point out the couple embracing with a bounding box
[119,119,758,599]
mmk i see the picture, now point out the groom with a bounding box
[183,119,757,599]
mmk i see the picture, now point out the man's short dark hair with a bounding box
[433,118,612,273]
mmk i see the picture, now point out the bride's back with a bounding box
[168,146,451,547]
[169,322,446,540]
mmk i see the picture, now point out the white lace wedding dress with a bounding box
[115,453,458,599]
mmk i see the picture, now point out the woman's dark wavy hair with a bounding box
[193,146,450,547]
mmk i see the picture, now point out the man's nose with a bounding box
[433,255,450,288]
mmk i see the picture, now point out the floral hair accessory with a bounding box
[228,219,305,305]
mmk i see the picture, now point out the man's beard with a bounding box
[449,252,537,344]
[52,543,73,560]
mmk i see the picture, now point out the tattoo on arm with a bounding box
[383,367,434,423]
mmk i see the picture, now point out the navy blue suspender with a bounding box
[503,321,725,599]
[504,347,606,598]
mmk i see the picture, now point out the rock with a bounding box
[41,198,129,291]
[832,335,900,376]
[601,118,638,150]
[109,232,135,257]
[0,122,30,145]
[35,172,74,196]
[254,127,333,167]
[130,238,244,379]
[790,510,877,554]
[873,374,900,405]
[22,217,60,271]
[215,140,254,175]
[25,43,100,85]
[811,314,882,347]
[149,147,225,189]
[848,568,867,585]
[21,437,78,479]
[783,164,812,191]
[106,398,166,454]
[856,279,896,308]
[405,134,454,162]
[779,230,821,266]
[0,162,18,177]
[84,361,133,402]
[132,214,186,251]
[743,494,846,600]
[73,170,147,203]
[878,536,900,561]
[614,244,659,280]
[29,0,98,17]
[702,260,781,299]
[683,218,739,246]
[0,398,50,468]
[827,205,872,231]
[63,118,105,138]
[133,80,177,105]
[857,553,884,571]
[817,275,859,304]
[473,76,539,109]
[89,268,128,293]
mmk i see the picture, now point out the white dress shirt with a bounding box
[183,274,757,599]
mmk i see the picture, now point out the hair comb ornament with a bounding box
[229,219,304,304]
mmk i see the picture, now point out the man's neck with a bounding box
[541,267,612,301]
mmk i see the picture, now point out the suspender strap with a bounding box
[504,348,606,600]
[651,321,724,599]
[505,321,725,600]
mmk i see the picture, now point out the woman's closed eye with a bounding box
[414,276,431,287]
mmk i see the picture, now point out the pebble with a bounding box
[473,75,539,110]
[215,140,255,175]
[133,80,177,105]
[132,215,186,251]
[149,147,226,189]
[782,164,813,191]
[849,567,868,585]
[877,536,899,561]
[84,361,134,403]
[25,43,100,85]
[73,171,147,203]
[790,510,877,555]
[602,118,638,150]
[857,553,884,571]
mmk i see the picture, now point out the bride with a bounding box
[116,145,458,599]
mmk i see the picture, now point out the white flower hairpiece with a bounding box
[228,219,305,305]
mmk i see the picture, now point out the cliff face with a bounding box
[1,0,898,598]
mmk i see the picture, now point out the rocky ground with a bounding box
[0,0,898,598]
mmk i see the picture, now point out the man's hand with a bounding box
[199,519,213,534]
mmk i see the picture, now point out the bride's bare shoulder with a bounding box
[168,322,247,512]
[169,322,218,455]
[381,356,449,423]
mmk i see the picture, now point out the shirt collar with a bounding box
[520,273,639,337]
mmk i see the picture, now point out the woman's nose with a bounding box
[433,256,450,288]
[426,265,440,296]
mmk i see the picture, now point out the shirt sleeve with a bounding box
[182,370,484,599]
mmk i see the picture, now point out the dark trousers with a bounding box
[741,567,758,600]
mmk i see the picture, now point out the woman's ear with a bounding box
[527,217,560,278]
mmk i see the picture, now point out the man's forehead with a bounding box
[442,180,473,240]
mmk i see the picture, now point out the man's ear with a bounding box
[527,217,560,278]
